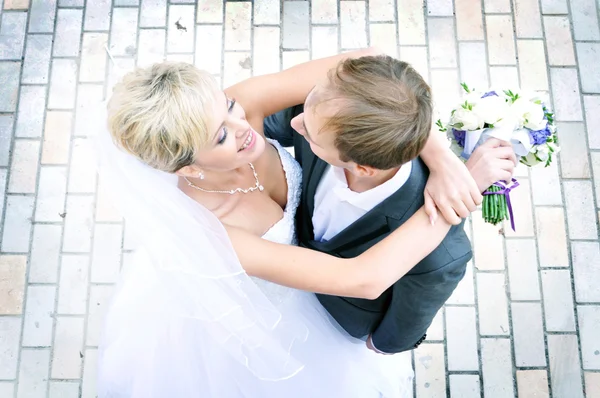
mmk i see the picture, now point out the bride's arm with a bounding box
[226,206,450,300]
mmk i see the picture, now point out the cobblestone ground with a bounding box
[0,0,599,397]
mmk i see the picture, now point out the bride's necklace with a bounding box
[184,163,265,195]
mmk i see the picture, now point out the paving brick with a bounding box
[0,11,27,59]
[62,195,95,253]
[535,207,569,268]
[86,285,115,346]
[517,40,548,91]
[557,122,591,178]
[0,383,15,398]
[283,1,309,50]
[0,255,26,315]
[513,0,543,38]
[109,8,139,57]
[370,0,395,20]
[585,372,600,397]
[471,211,505,270]
[312,26,338,60]
[570,0,600,40]
[541,269,576,331]
[550,68,583,121]
[449,375,480,398]
[81,349,97,398]
[107,57,136,92]
[311,0,336,23]
[516,370,549,398]
[223,52,252,88]
[28,0,57,33]
[459,42,489,91]
[506,239,540,300]
[83,0,110,31]
[541,0,568,13]
[340,1,367,49]
[548,334,585,398]
[484,0,511,12]
[425,308,444,341]
[502,182,534,239]
[140,0,167,27]
[49,382,79,398]
[68,139,97,193]
[427,18,456,68]
[543,17,576,66]
[195,25,222,75]
[253,26,280,76]
[481,338,515,398]
[578,305,600,369]
[447,261,475,305]
[255,0,280,24]
[52,317,85,379]
[48,59,78,110]
[584,96,600,149]
[0,317,21,378]
[511,302,546,367]
[15,85,46,138]
[197,0,223,23]
[486,15,516,65]
[137,29,165,67]
[0,115,14,167]
[564,180,597,240]
[1,196,34,253]
[22,286,56,347]
[21,34,52,84]
[477,273,510,336]
[35,166,67,223]
[489,66,520,89]
[577,43,600,94]
[42,111,72,164]
[59,0,84,5]
[572,242,600,303]
[398,0,426,45]
[455,0,483,40]
[74,84,104,137]
[0,61,21,112]
[399,46,429,83]
[594,152,600,199]
[80,33,109,83]
[427,0,453,16]
[8,139,40,194]
[530,161,563,205]
[446,306,478,371]
[166,53,193,63]
[16,349,50,398]
[4,0,30,8]
[224,2,252,51]
[431,69,461,123]
[91,224,123,283]
[369,23,398,58]
[57,255,89,315]
[167,5,194,53]
[0,171,6,226]
[414,343,446,396]
[29,224,62,283]
[53,9,83,57]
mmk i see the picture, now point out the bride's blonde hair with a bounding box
[107,62,219,173]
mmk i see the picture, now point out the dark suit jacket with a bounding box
[264,111,473,354]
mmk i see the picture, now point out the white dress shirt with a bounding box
[312,161,413,243]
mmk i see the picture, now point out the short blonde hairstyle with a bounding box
[107,62,220,173]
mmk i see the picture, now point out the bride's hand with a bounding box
[465,138,517,192]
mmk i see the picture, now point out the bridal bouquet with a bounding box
[436,84,560,230]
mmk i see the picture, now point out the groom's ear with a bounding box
[351,164,379,178]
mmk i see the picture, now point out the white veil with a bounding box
[93,101,309,397]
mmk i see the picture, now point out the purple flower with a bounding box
[529,125,552,145]
[452,128,466,148]
[481,91,499,98]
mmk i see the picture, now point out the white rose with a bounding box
[536,145,550,162]
[475,95,508,125]
[512,98,547,130]
[451,108,483,131]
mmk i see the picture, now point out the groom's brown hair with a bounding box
[318,55,433,170]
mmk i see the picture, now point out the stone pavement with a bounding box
[0,0,599,397]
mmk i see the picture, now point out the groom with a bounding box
[264,55,488,354]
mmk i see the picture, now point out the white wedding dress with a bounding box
[97,139,413,398]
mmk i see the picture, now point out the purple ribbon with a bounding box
[483,178,520,231]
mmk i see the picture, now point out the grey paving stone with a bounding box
[578,305,600,369]
[576,43,600,93]
[59,0,84,6]
[51,317,85,379]
[167,4,194,53]
[15,85,47,138]
[0,115,14,167]
[564,180,597,240]
[62,194,95,252]
[48,59,78,109]
[57,254,89,315]
[35,166,67,222]
[506,239,541,300]
[541,270,576,331]
[109,7,139,56]
[511,302,546,367]
[21,34,53,84]
[572,242,600,303]
[0,11,27,60]
[446,306,478,371]
[29,224,62,283]
[0,317,21,379]
[428,17,457,68]
[0,61,21,112]
[22,286,57,347]
[449,375,481,398]
[548,335,585,398]
[16,349,51,398]
[53,8,84,57]
[84,0,111,31]
[283,1,310,50]
[140,0,167,28]
[481,338,515,398]
[569,0,600,40]
[28,0,58,33]
[556,122,590,178]
[1,195,34,253]
[550,68,583,121]
[255,0,280,24]
[49,382,80,398]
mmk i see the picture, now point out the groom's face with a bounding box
[290,86,349,168]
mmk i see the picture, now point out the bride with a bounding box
[96,49,511,397]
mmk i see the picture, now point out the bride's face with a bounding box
[189,91,265,173]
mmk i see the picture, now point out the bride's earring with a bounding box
[198,171,205,180]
